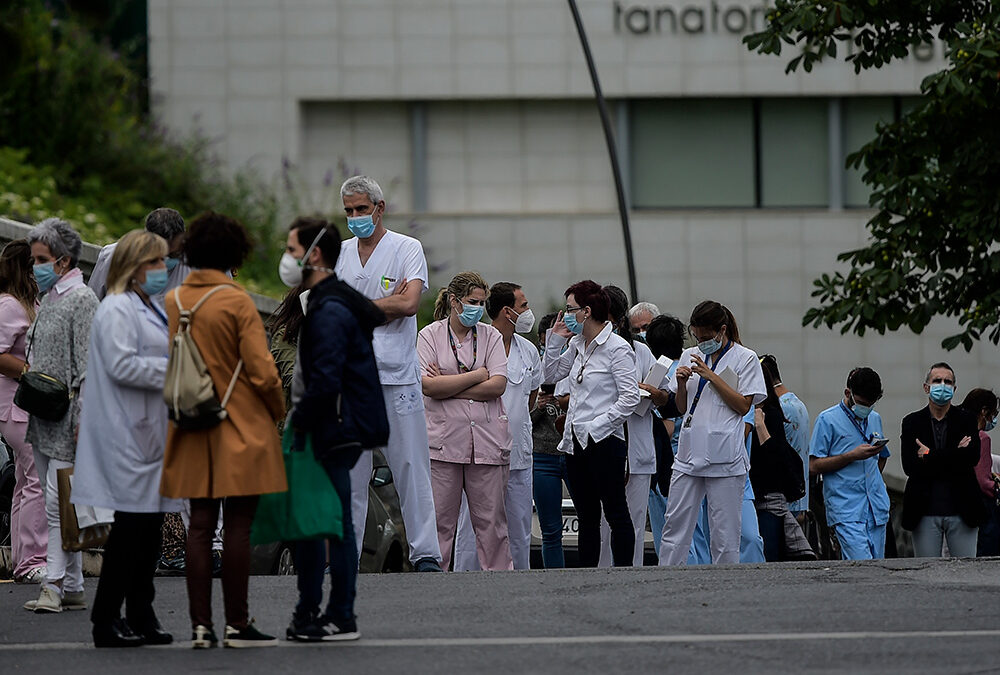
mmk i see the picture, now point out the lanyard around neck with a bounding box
[448,324,477,373]
[839,401,871,444]
[685,340,734,420]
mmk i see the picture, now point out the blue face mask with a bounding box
[563,310,584,335]
[165,256,181,273]
[33,262,60,292]
[347,213,377,239]
[929,383,955,405]
[637,331,647,341]
[458,303,484,327]
[985,415,998,432]
[140,269,169,297]
[848,391,874,419]
[697,336,722,355]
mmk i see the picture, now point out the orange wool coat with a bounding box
[159,270,287,499]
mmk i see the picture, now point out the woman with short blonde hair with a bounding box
[73,228,181,647]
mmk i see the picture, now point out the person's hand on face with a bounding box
[551,311,573,339]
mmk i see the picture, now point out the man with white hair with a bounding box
[333,175,443,572]
[88,208,190,305]
[628,302,660,340]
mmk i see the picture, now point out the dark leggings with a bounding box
[91,512,164,627]
[566,436,634,567]
[186,496,258,629]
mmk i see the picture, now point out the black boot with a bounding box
[93,618,145,648]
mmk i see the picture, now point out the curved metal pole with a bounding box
[566,0,639,303]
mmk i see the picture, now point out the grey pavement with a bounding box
[2,558,999,674]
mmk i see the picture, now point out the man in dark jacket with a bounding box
[283,217,388,642]
[901,362,984,558]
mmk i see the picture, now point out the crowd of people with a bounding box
[1,175,998,650]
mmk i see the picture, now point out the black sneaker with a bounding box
[286,612,323,642]
[223,621,278,648]
[314,616,360,642]
[413,557,442,572]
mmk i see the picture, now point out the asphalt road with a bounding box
[2,558,998,674]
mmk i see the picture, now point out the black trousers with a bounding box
[91,512,165,627]
[566,436,634,567]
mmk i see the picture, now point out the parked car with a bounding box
[1,434,15,570]
[250,449,410,575]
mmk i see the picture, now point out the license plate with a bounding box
[561,516,579,534]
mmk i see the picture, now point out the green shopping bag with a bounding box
[250,428,344,545]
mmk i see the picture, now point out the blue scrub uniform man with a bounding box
[809,367,891,560]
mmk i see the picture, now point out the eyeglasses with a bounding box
[565,305,582,313]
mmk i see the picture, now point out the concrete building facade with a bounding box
[148,0,998,482]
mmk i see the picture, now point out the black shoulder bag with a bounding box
[13,320,71,422]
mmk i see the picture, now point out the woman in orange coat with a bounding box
[159,212,286,649]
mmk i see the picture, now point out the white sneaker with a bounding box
[15,567,46,584]
[24,585,62,613]
[62,590,87,611]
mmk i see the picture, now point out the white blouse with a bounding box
[543,322,640,453]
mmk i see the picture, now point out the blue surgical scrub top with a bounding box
[780,392,811,512]
[809,403,891,526]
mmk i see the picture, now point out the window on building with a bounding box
[759,98,829,207]
[630,99,755,208]
[842,97,894,208]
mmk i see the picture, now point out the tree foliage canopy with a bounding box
[745,1,1000,351]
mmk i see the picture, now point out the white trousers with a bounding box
[32,450,83,594]
[599,473,651,568]
[350,382,442,565]
[455,466,532,571]
[659,472,745,566]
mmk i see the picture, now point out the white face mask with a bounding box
[279,229,327,288]
[510,307,535,334]
[278,252,304,287]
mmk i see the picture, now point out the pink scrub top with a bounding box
[0,294,32,423]
[417,319,511,465]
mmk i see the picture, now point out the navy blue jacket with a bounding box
[290,275,386,461]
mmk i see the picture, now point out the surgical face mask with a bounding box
[458,303,484,327]
[848,392,874,420]
[563,310,584,335]
[165,256,181,273]
[928,383,955,405]
[697,332,723,355]
[33,261,60,292]
[985,414,998,432]
[139,269,168,297]
[347,206,379,239]
[637,331,647,342]
[510,307,535,334]
[278,229,327,287]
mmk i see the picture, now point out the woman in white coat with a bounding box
[73,230,181,648]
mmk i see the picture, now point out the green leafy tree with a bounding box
[745,1,1000,350]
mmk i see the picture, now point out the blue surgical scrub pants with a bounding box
[833,509,886,560]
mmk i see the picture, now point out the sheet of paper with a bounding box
[634,355,673,417]
[715,366,738,391]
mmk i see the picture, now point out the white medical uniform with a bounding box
[658,342,766,565]
[454,333,542,571]
[599,340,659,567]
[335,229,442,565]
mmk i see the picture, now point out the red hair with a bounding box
[565,280,610,322]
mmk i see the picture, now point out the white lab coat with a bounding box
[72,292,181,513]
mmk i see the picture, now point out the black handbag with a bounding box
[13,322,71,422]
